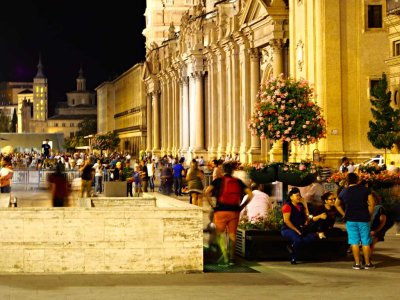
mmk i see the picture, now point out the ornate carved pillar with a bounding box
[152,92,160,152]
[166,75,173,154]
[216,48,227,157]
[160,76,167,154]
[174,77,180,154]
[230,41,241,155]
[271,39,284,76]
[207,52,218,158]
[193,71,205,151]
[224,44,233,154]
[146,93,152,152]
[238,37,251,163]
[248,48,261,161]
[181,76,189,155]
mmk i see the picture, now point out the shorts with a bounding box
[213,211,240,236]
[346,221,372,246]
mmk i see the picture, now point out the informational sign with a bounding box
[313,149,320,162]
[323,182,338,193]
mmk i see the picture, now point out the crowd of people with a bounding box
[0,147,398,269]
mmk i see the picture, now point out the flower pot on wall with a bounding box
[277,166,316,187]
[248,166,277,184]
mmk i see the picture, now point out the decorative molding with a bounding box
[249,48,260,60]
[296,40,304,71]
[261,46,273,65]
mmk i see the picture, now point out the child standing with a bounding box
[133,165,143,197]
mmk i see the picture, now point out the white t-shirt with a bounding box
[147,163,154,177]
[240,190,272,220]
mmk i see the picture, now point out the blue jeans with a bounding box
[173,177,182,195]
[95,176,102,193]
[148,176,154,190]
[282,228,316,260]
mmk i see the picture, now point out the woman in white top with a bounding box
[240,183,273,220]
[147,159,155,192]
[92,159,103,194]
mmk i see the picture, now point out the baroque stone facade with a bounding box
[143,0,396,167]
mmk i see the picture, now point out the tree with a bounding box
[64,136,86,152]
[367,73,400,160]
[10,109,17,132]
[92,131,120,153]
[77,118,97,137]
[0,110,10,132]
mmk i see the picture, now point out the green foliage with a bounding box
[368,73,400,150]
[92,131,120,151]
[0,110,10,132]
[10,109,17,132]
[76,118,97,137]
[238,206,283,231]
[64,136,86,151]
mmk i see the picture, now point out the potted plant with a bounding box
[248,75,327,188]
[243,162,278,184]
[277,161,320,187]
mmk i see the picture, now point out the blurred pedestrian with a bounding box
[48,162,70,207]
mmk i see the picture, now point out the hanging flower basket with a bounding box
[248,75,326,146]
[248,166,277,184]
[277,164,317,187]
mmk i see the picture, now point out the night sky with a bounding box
[0,1,147,115]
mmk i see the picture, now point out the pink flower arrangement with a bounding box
[248,75,327,145]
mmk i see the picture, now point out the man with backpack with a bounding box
[204,162,253,265]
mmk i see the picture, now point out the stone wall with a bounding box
[0,196,203,274]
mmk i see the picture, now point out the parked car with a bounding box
[354,155,384,169]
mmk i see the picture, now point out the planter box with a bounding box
[249,167,277,184]
[277,166,316,187]
[104,181,127,197]
[235,228,348,261]
[235,228,288,260]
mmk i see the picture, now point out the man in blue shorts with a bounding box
[335,173,375,269]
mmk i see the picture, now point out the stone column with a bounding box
[170,74,176,155]
[146,93,152,152]
[230,42,241,156]
[216,48,227,157]
[207,53,218,158]
[193,71,205,151]
[225,44,233,155]
[160,78,166,154]
[271,39,284,76]
[248,48,261,161]
[181,77,189,155]
[174,78,180,154]
[238,38,250,163]
[270,39,285,161]
[166,75,173,154]
[152,92,160,151]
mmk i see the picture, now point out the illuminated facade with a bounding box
[141,0,399,167]
[96,64,146,155]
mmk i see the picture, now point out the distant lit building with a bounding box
[48,68,96,138]
[96,63,146,155]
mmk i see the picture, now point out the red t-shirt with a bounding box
[282,203,302,213]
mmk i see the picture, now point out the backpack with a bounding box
[218,176,243,206]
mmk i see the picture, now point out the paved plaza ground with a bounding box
[1,189,399,299]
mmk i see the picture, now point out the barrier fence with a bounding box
[11,169,81,190]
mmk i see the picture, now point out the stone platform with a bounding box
[0,194,203,274]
